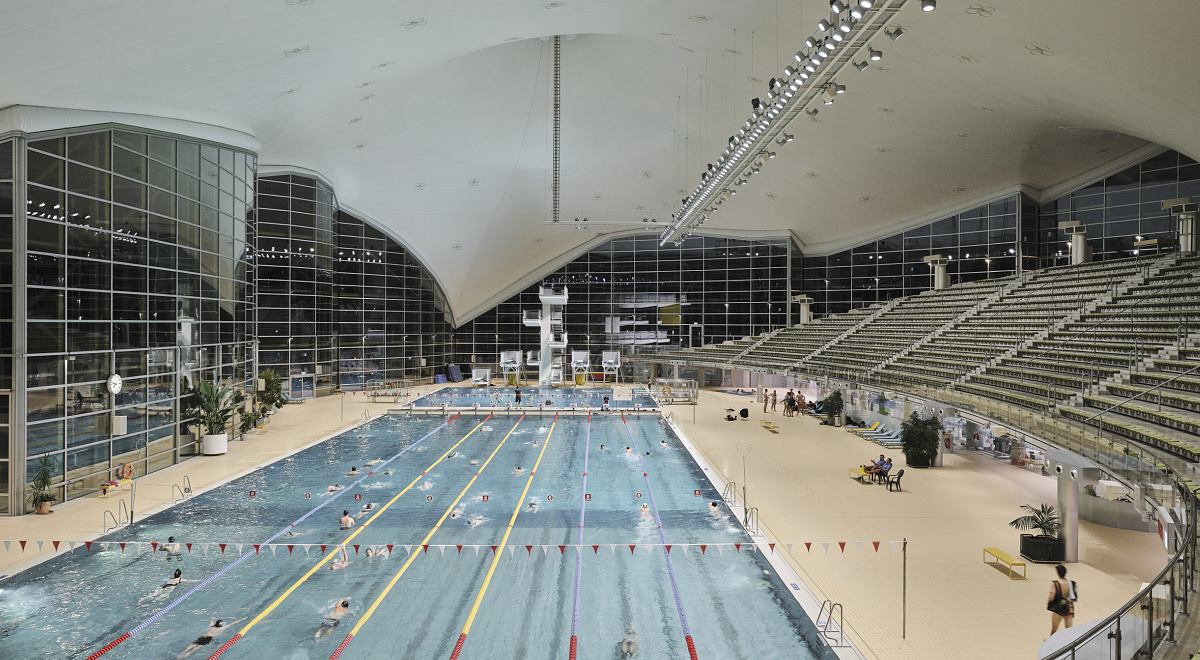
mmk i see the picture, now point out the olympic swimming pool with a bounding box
[0,414,835,659]
[410,387,658,410]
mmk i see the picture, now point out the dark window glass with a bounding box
[67,131,111,169]
[0,140,12,179]
[27,150,65,188]
[67,162,110,200]
[113,131,147,154]
[29,137,64,156]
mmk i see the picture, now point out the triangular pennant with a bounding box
[681,545,689,556]
[854,541,863,553]
[457,545,464,554]
[717,544,724,555]
[270,545,277,557]
[786,543,794,553]
[821,542,830,553]
[541,545,549,556]
[186,543,193,553]
[203,543,210,556]
[235,544,243,555]
[422,544,429,554]
[387,545,394,555]
[119,542,126,552]
[102,542,112,551]
[526,545,533,555]
[287,545,294,555]
[439,546,446,556]
[36,541,44,552]
[873,541,881,552]
[768,543,775,554]
[353,545,360,555]
[150,542,158,552]
[506,546,514,557]
[68,541,77,551]
[592,545,599,554]
[664,545,672,554]
[629,545,636,555]
[85,541,93,552]
[474,546,481,557]
[220,543,228,554]
[404,545,413,555]
[254,545,261,555]
[19,540,27,552]
[838,542,846,553]
[491,545,498,555]
[644,545,653,556]
[734,543,741,552]
[890,541,900,552]
[699,544,706,555]
[805,542,812,552]
[2,540,9,552]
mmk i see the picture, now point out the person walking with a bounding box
[1047,564,1077,636]
[770,390,778,412]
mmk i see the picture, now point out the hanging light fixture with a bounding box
[921,0,936,10]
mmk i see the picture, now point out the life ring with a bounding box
[661,386,672,396]
[121,463,134,480]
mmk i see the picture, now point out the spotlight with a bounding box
[830,0,846,12]
[869,48,882,60]
[804,62,816,72]
[855,60,868,72]
[778,133,794,144]
[766,151,777,159]
[797,71,809,80]
[840,18,852,32]
[817,16,831,31]
[795,50,806,62]
[806,108,819,118]
[887,27,904,40]
[805,35,819,48]
[783,65,796,77]
[831,31,844,42]
[850,6,864,19]
[859,0,873,7]
[835,83,846,94]
[751,98,762,110]
[921,0,936,10]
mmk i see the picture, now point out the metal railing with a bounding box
[102,499,130,534]
[816,600,846,648]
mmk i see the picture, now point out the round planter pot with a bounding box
[201,433,229,456]
[35,500,53,515]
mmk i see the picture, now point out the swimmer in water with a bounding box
[361,502,375,512]
[469,459,478,465]
[450,508,463,519]
[640,503,652,519]
[660,440,668,448]
[315,598,352,640]
[365,458,381,466]
[513,467,526,476]
[449,451,460,459]
[160,536,184,561]
[162,568,185,589]
[625,446,632,453]
[382,468,394,475]
[178,617,245,658]
[468,514,484,527]
[322,484,342,497]
[645,451,650,456]
[364,548,374,558]
[620,627,639,658]
[330,546,350,571]
[598,444,607,450]
[339,510,355,530]
[709,501,721,516]
[347,466,359,477]
[527,500,539,512]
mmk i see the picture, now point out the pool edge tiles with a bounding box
[0,413,388,582]
[410,387,659,410]
[661,415,863,660]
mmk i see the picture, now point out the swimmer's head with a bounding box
[341,600,350,607]
[640,503,649,509]
[343,510,349,516]
[645,452,650,455]
[625,446,631,451]
[214,620,224,627]
[174,569,182,578]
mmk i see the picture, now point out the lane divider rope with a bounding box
[621,413,699,660]
[205,414,492,659]
[83,414,460,660]
[327,414,529,659]
[446,414,559,660]
[568,414,592,660]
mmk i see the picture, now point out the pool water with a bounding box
[411,387,658,409]
[0,414,832,660]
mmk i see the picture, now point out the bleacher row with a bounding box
[665,253,1200,465]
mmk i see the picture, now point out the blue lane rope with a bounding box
[568,415,592,657]
[95,416,455,651]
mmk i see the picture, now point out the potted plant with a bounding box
[29,455,56,514]
[900,412,942,467]
[1010,503,1065,562]
[822,391,844,426]
[258,369,282,411]
[184,380,236,456]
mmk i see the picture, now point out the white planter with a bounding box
[201,433,228,456]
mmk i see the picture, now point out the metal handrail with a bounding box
[1081,363,1200,424]
[1042,483,1195,659]
[816,600,845,648]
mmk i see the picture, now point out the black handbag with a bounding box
[1047,582,1071,615]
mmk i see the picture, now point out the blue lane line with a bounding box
[568,415,592,656]
[620,415,698,657]
[114,416,455,642]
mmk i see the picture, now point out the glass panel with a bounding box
[68,131,111,169]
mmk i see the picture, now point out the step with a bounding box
[1059,405,1200,463]
[956,382,1051,410]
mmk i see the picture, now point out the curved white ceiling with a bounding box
[2,0,1198,322]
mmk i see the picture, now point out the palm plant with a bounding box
[184,381,237,437]
[1009,503,1061,538]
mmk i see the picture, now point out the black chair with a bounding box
[873,467,889,484]
[739,408,749,419]
[886,469,905,492]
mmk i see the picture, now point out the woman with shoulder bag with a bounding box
[1047,564,1077,635]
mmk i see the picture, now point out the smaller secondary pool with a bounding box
[411,387,658,409]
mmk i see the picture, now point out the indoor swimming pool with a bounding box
[410,387,659,410]
[0,414,832,660]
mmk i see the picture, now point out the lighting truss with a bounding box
[659,0,919,246]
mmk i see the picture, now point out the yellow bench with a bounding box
[761,420,779,433]
[983,547,1026,579]
[849,466,870,483]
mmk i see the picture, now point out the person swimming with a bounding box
[364,548,375,558]
[161,536,183,561]
[468,514,484,527]
[330,546,350,571]
[347,466,359,477]
[361,502,375,512]
[450,508,463,519]
[382,468,394,475]
[620,627,639,658]
[527,499,539,511]
[513,467,526,476]
[469,459,478,465]
[624,446,632,453]
[660,440,668,448]
[708,501,721,516]
[339,510,354,530]
[365,458,381,466]
[448,451,460,459]
[315,598,352,640]
[322,484,342,497]
[162,568,184,589]
[640,503,652,519]
[178,617,245,658]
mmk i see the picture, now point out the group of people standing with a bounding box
[763,389,806,417]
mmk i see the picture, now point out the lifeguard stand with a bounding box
[571,351,590,386]
[601,351,620,384]
[500,350,522,386]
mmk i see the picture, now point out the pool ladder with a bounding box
[102,499,130,533]
[816,600,845,647]
[172,476,193,505]
[722,482,739,508]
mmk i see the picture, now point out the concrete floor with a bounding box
[0,382,1170,659]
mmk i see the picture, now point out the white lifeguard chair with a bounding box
[500,350,522,386]
[601,351,620,384]
[471,368,491,387]
[571,351,590,386]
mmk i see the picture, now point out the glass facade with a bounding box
[255,174,337,397]
[454,235,799,363]
[14,128,256,511]
[1036,149,1200,266]
[0,139,12,515]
